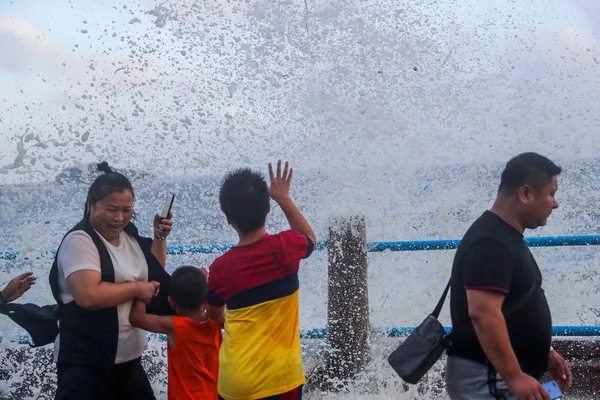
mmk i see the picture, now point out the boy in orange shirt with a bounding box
[130,265,224,400]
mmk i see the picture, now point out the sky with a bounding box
[0,0,599,184]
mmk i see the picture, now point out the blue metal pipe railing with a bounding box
[2,235,599,345]
[299,325,600,339]
[2,234,600,260]
[1,325,598,345]
[368,235,600,252]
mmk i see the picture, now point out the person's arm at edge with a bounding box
[0,272,37,307]
[129,299,174,335]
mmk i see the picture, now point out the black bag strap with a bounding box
[431,277,452,318]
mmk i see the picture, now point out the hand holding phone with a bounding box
[160,192,175,220]
[154,193,175,242]
[541,381,562,400]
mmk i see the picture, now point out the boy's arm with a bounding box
[129,299,174,335]
[206,304,225,327]
[205,269,226,327]
[268,161,317,245]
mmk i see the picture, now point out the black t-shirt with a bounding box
[447,211,552,379]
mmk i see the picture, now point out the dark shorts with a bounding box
[54,357,155,400]
[219,385,303,400]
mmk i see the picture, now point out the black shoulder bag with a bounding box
[386,277,452,384]
[387,275,535,384]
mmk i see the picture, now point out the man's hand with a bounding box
[506,372,550,400]
[268,160,292,204]
[548,349,572,391]
[1,272,36,303]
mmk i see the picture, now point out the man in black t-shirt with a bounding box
[446,153,572,400]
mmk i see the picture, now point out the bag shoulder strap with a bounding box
[431,277,452,318]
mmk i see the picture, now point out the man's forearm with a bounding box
[471,310,522,381]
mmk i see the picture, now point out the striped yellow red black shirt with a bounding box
[207,230,314,400]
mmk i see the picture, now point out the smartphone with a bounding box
[160,192,175,220]
[541,381,562,400]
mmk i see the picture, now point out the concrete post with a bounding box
[324,215,370,389]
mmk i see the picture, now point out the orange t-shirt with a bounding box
[168,316,223,400]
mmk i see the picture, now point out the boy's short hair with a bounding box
[499,152,562,194]
[219,168,270,233]
[170,266,208,310]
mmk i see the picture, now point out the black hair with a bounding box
[84,162,136,217]
[499,152,562,194]
[219,168,270,233]
[169,266,208,310]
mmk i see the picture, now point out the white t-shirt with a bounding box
[54,230,149,364]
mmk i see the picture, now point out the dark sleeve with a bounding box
[206,262,226,307]
[142,236,175,316]
[461,238,514,294]
[0,303,59,347]
[146,267,174,316]
[206,290,226,307]
[279,230,314,260]
[303,235,315,259]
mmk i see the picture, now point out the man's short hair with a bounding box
[170,266,208,310]
[499,152,562,193]
[219,168,270,233]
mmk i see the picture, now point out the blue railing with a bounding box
[1,234,599,343]
[1,325,599,345]
[3,234,600,260]
[301,325,600,339]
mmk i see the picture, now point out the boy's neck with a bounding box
[237,226,267,246]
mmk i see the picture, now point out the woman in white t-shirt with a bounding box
[50,162,173,400]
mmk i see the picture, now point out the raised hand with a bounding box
[1,272,37,304]
[154,212,173,241]
[268,160,293,204]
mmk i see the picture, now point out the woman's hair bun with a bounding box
[97,161,114,174]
